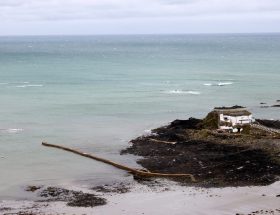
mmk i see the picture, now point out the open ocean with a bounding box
[0,34,279,199]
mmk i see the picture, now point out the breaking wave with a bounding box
[0,128,24,134]
[204,82,233,86]
[15,84,44,88]
[217,82,233,86]
[166,90,201,95]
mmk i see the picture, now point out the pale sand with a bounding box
[1,181,279,215]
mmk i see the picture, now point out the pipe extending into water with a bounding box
[42,142,196,182]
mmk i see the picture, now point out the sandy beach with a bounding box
[1,180,279,215]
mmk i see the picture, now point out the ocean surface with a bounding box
[0,34,279,199]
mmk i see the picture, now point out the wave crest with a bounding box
[204,82,233,86]
[0,128,24,134]
[15,84,44,88]
[166,90,201,95]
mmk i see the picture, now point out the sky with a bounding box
[0,0,280,35]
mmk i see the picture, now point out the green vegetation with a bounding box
[241,125,251,134]
[199,111,219,129]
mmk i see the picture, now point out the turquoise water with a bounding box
[0,34,279,199]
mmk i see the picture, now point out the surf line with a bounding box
[42,142,196,182]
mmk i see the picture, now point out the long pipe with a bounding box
[42,142,196,182]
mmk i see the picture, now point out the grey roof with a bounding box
[220,110,252,116]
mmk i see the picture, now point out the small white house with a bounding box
[214,107,254,132]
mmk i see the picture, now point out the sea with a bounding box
[0,34,279,200]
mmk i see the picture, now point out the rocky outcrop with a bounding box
[256,119,280,129]
[122,117,280,187]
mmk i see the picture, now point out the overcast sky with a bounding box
[0,0,280,35]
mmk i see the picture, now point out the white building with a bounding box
[214,107,254,132]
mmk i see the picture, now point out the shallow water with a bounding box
[0,34,279,199]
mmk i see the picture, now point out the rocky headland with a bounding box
[122,114,280,187]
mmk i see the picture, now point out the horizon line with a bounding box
[1,32,280,37]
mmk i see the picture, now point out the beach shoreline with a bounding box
[1,180,279,215]
[1,116,280,215]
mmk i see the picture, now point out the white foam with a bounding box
[12,81,30,84]
[8,128,24,133]
[203,83,213,86]
[15,84,43,88]
[203,82,233,87]
[167,90,201,95]
[0,128,24,134]
[143,129,152,136]
[186,91,201,95]
[217,82,233,86]
[27,84,43,87]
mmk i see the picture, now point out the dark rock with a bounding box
[25,186,42,192]
[67,193,106,207]
[92,183,130,194]
[256,119,280,129]
[271,105,280,107]
[169,118,202,129]
[123,118,280,187]
[0,207,12,212]
[214,105,244,110]
[39,187,106,207]
[11,212,38,215]
[133,174,153,182]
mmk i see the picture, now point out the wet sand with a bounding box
[1,180,279,215]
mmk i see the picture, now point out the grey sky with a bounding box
[0,0,280,35]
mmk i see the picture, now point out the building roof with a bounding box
[219,110,252,116]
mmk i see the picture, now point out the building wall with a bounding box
[219,113,253,128]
